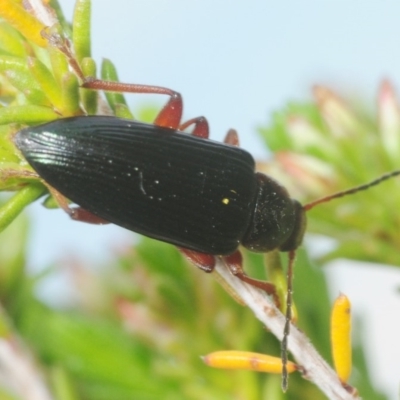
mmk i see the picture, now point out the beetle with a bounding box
[13,78,400,294]
[12,79,306,296]
[15,115,306,256]
[13,78,400,389]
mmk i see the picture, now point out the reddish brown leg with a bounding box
[223,251,279,305]
[81,78,213,136]
[82,78,184,129]
[224,128,240,146]
[179,247,279,305]
[178,248,216,273]
[154,92,183,129]
[3,168,109,225]
[179,117,209,139]
[48,186,109,225]
[68,207,109,224]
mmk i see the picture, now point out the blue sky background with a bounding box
[25,2,400,398]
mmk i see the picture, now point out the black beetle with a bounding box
[13,80,400,389]
[14,78,306,296]
[14,106,400,295]
[14,115,306,257]
[14,76,400,293]
[14,113,307,390]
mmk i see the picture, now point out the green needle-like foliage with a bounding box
[259,85,400,266]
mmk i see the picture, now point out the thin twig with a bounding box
[214,259,360,400]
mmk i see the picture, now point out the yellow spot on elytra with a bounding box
[222,198,229,205]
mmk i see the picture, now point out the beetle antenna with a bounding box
[303,170,400,211]
[281,249,296,392]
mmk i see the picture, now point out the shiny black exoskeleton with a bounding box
[14,116,306,255]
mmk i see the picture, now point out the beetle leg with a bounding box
[81,78,183,129]
[179,247,279,305]
[153,92,183,129]
[47,185,110,225]
[81,78,213,135]
[223,251,280,305]
[67,207,110,224]
[179,117,209,139]
[223,129,240,146]
[1,167,108,224]
[178,248,216,272]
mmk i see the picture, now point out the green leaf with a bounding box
[72,0,92,62]
[0,55,49,105]
[0,105,59,125]
[0,21,27,57]
[100,58,128,112]
[0,184,45,234]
